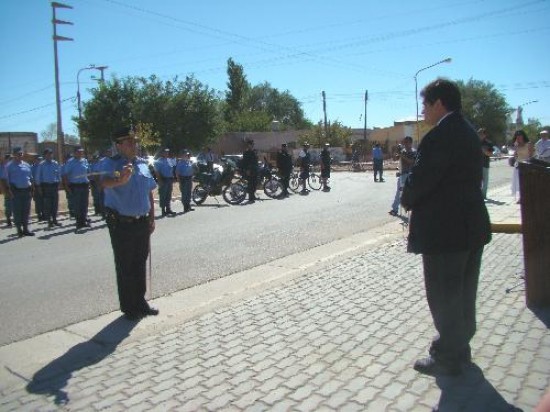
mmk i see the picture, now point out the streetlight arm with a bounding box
[414,58,452,80]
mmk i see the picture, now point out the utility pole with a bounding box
[363,90,368,143]
[322,91,328,146]
[51,1,73,162]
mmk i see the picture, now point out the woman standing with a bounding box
[511,130,534,202]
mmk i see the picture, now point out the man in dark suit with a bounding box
[401,79,491,376]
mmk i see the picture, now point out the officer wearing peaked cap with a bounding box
[5,147,34,237]
[101,127,159,321]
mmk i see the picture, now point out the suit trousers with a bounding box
[422,246,484,366]
[107,217,150,315]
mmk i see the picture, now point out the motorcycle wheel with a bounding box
[192,185,209,205]
[222,182,246,205]
[263,178,284,199]
[308,173,322,191]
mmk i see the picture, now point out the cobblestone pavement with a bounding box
[1,186,549,411]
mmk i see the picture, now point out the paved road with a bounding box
[0,161,513,345]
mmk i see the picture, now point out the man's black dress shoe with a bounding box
[413,356,461,377]
[142,307,159,316]
[123,312,143,321]
[22,231,35,237]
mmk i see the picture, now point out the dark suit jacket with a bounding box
[401,112,491,254]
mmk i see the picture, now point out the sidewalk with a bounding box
[1,185,548,411]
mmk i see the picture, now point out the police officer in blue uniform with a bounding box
[101,127,159,321]
[1,154,14,227]
[5,147,34,237]
[154,148,176,216]
[62,146,90,231]
[176,150,195,213]
[36,148,62,228]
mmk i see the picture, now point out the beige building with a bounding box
[0,132,38,156]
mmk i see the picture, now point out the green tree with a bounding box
[298,120,352,148]
[79,75,221,154]
[225,58,249,124]
[456,78,509,145]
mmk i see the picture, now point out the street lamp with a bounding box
[51,1,73,162]
[414,58,452,144]
[514,100,538,127]
[77,65,108,128]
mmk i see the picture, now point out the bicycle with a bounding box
[289,166,322,192]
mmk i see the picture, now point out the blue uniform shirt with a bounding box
[63,157,90,183]
[6,160,33,189]
[154,157,174,178]
[102,156,157,216]
[372,146,384,160]
[36,159,61,184]
[176,159,194,177]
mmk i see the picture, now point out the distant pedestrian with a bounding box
[62,146,90,232]
[510,130,534,203]
[535,129,550,162]
[389,136,416,216]
[478,128,495,199]
[241,139,259,203]
[36,148,62,228]
[401,79,491,377]
[372,143,384,182]
[298,142,311,194]
[101,127,159,321]
[5,147,34,237]
[320,143,332,192]
[276,143,293,197]
[176,150,195,213]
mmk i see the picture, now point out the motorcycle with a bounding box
[192,157,243,205]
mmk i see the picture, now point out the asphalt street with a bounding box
[0,161,513,346]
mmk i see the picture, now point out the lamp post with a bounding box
[77,65,108,130]
[414,58,452,144]
[51,1,73,162]
[515,100,538,128]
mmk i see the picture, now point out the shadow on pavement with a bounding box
[25,316,138,406]
[529,306,550,328]
[435,363,523,411]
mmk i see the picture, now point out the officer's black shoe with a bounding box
[167,210,176,216]
[22,230,35,237]
[53,221,62,226]
[48,222,54,228]
[142,306,159,317]
[5,218,12,228]
[17,229,24,238]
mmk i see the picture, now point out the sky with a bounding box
[1,0,549,141]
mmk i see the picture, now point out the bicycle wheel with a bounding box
[263,178,284,199]
[289,175,300,192]
[222,182,246,204]
[308,173,322,190]
[192,185,209,205]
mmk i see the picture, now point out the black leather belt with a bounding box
[117,214,149,223]
[69,183,89,187]
[41,182,59,186]
[10,186,31,192]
